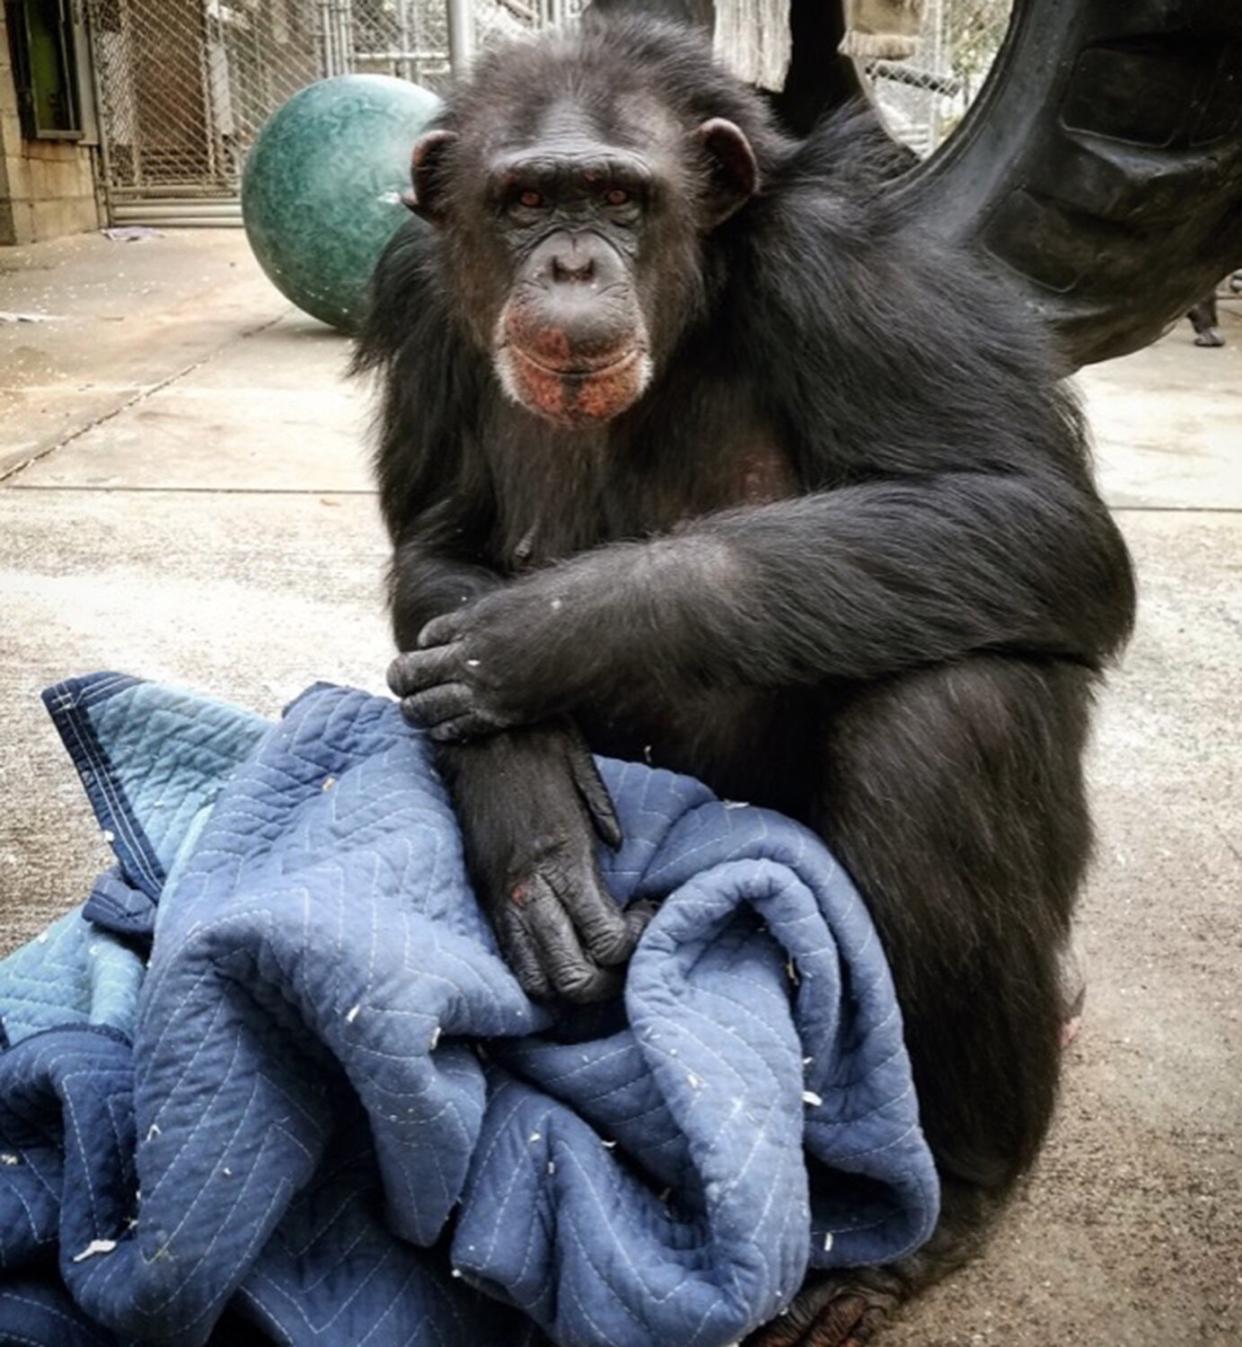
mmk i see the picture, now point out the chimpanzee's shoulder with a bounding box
[782,104,919,197]
[352,216,447,374]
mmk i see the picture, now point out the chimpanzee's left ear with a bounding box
[693,118,759,228]
[406,130,458,223]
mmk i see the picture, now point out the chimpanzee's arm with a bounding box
[389,530,500,651]
[389,517,643,1001]
[390,466,1135,739]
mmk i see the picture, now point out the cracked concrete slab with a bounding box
[9,311,372,493]
[0,230,289,477]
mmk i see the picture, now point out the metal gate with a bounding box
[85,0,565,226]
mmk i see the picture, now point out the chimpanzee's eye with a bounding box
[519,190,544,209]
[605,188,630,207]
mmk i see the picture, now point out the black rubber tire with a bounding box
[888,0,1242,368]
[599,0,1242,370]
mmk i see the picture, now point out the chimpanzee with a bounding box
[354,14,1136,1345]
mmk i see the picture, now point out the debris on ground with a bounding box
[102,226,164,243]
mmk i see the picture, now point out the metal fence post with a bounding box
[447,0,474,75]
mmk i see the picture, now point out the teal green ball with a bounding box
[242,75,441,333]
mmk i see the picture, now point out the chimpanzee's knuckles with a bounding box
[528,912,623,1001]
[427,597,557,715]
[517,827,626,960]
[440,726,631,998]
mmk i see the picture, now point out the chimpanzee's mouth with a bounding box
[510,344,644,380]
[506,336,638,374]
[497,340,653,426]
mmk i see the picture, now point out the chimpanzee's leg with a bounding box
[749,654,1096,1346]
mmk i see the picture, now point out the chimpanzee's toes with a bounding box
[744,1279,893,1347]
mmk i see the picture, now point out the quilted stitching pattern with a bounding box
[0,674,937,1346]
[0,909,142,1046]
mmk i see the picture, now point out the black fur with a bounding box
[354,15,1135,1342]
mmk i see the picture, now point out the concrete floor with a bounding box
[1,231,1239,1345]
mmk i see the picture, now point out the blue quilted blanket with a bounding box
[0,673,937,1347]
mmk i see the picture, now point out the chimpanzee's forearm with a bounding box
[390,534,501,650]
[528,472,1135,697]
[387,533,641,1002]
[697,473,1134,678]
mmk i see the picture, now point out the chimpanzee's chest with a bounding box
[487,393,805,795]
[609,418,799,534]
[486,372,799,571]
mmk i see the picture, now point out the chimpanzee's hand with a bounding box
[388,565,609,741]
[439,720,651,1002]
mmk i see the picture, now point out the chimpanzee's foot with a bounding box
[743,1269,900,1347]
[745,1178,1005,1347]
[1194,327,1226,347]
[1059,938,1087,1047]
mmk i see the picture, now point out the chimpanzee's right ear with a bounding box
[407,130,458,223]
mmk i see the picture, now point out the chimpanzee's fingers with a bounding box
[545,859,635,967]
[388,646,467,697]
[426,707,516,743]
[496,907,551,999]
[524,876,625,1003]
[564,735,623,849]
[417,612,465,649]
[426,716,483,743]
[623,898,658,945]
[400,683,477,730]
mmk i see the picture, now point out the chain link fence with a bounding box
[87,0,577,215]
[86,0,1012,217]
[867,0,1015,158]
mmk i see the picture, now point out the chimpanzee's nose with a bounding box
[550,241,596,284]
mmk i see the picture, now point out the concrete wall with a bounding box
[0,7,101,245]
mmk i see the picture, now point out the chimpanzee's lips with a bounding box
[499,341,652,428]
[509,344,643,380]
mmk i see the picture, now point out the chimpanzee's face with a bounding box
[409,97,757,430]
[479,119,660,428]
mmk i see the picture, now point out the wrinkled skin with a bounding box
[423,717,651,1001]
